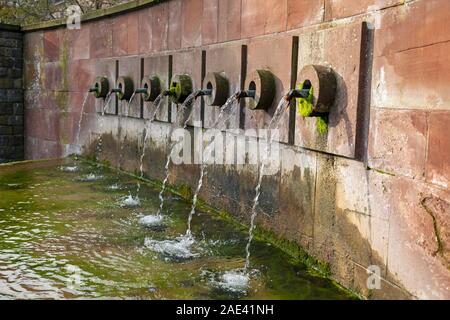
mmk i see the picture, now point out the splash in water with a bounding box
[244,98,290,271]
[144,234,200,260]
[119,193,140,208]
[186,95,239,237]
[60,165,79,173]
[213,269,250,294]
[139,214,164,228]
[77,173,103,182]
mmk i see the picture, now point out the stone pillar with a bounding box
[0,23,23,163]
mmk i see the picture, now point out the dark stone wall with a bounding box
[0,24,23,163]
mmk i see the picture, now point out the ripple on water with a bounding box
[144,234,200,260]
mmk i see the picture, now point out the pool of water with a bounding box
[0,159,352,300]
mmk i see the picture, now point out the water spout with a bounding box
[284,88,311,101]
[235,90,256,100]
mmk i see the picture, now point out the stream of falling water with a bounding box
[244,97,290,271]
[74,92,90,155]
[156,92,198,218]
[136,94,165,196]
[96,93,113,158]
[186,96,239,237]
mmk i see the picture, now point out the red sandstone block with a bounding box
[202,0,218,45]
[44,62,63,91]
[375,0,450,58]
[24,32,43,62]
[426,112,450,189]
[204,44,243,129]
[241,0,287,38]
[287,0,324,30]
[168,0,182,50]
[94,59,117,115]
[68,26,90,60]
[89,20,113,58]
[372,41,450,110]
[368,108,427,179]
[112,15,128,57]
[295,22,367,158]
[218,0,241,42]
[44,30,60,62]
[151,3,169,52]
[68,59,95,93]
[25,136,59,160]
[138,8,152,54]
[387,177,450,299]
[25,107,60,141]
[127,14,139,55]
[181,0,203,48]
[118,58,141,119]
[171,49,203,126]
[142,55,171,122]
[245,35,293,143]
[325,0,399,20]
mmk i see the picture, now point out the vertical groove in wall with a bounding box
[115,60,119,115]
[201,50,206,127]
[239,44,248,130]
[288,36,299,146]
[355,22,374,163]
[168,55,173,123]
[140,57,144,119]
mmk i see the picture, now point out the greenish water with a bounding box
[0,159,351,300]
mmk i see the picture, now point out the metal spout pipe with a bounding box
[284,88,311,101]
[235,90,256,100]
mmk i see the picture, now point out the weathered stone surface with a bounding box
[171,49,203,127]
[325,0,400,20]
[387,177,450,299]
[94,59,117,115]
[43,30,59,62]
[89,20,113,58]
[168,0,182,50]
[181,0,203,48]
[202,0,218,45]
[295,22,368,158]
[142,55,171,122]
[244,35,293,143]
[204,44,243,129]
[287,0,324,29]
[426,112,450,188]
[138,7,152,54]
[117,58,141,118]
[218,0,241,42]
[151,3,169,52]
[241,0,287,38]
[368,108,427,179]
[68,26,90,60]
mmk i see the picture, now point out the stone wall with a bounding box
[0,24,23,163]
[21,0,450,299]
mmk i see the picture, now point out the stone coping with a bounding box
[21,0,166,32]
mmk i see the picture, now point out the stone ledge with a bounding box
[21,0,166,31]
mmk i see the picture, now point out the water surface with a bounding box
[0,159,351,300]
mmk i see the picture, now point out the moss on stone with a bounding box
[316,116,328,135]
[297,81,314,117]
